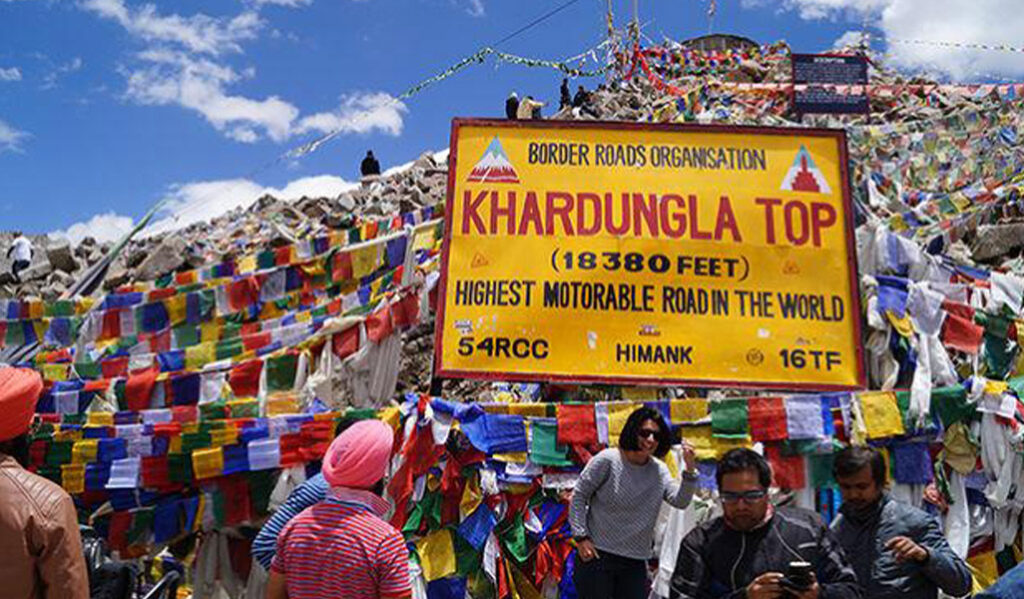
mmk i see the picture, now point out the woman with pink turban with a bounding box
[0,367,89,599]
[267,419,411,599]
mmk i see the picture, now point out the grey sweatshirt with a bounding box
[569,448,697,560]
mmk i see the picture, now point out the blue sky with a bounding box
[1,0,1021,241]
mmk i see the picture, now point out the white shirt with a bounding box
[9,236,31,262]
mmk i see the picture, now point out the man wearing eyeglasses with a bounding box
[669,448,861,599]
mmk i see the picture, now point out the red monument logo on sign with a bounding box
[466,136,520,183]
[781,145,831,194]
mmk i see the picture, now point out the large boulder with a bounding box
[972,223,1024,262]
[135,237,188,280]
[46,240,79,273]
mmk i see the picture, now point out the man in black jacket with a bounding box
[360,151,381,176]
[831,446,971,599]
[670,449,861,599]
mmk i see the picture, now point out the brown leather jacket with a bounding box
[0,454,89,599]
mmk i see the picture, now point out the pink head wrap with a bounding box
[0,367,42,442]
[321,419,394,490]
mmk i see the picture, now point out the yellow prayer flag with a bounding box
[983,379,1008,396]
[201,321,220,343]
[181,422,199,435]
[186,342,216,371]
[886,311,914,338]
[166,295,188,325]
[42,363,68,382]
[671,398,709,424]
[192,447,224,480]
[55,427,82,442]
[72,440,99,464]
[967,551,999,591]
[712,434,752,458]
[29,301,44,319]
[412,228,436,251]
[664,448,679,479]
[379,406,401,431]
[686,425,716,461]
[62,464,85,494]
[460,472,483,518]
[210,428,238,447]
[416,529,456,582]
[168,435,183,454]
[237,255,257,274]
[622,387,659,401]
[351,245,380,278]
[267,397,299,416]
[858,391,905,439]
[493,391,516,404]
[506,403,547,418]
[608,402,639,446]
[493,452,528,463]
[86,412,115,427]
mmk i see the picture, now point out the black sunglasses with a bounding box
[638,429,660,439]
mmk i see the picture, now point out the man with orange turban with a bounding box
[267,419,411,599]
[0,367,89,599]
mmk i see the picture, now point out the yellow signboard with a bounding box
[435,119,865,390]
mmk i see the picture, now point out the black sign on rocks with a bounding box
[792,53,869,115]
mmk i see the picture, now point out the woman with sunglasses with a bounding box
[569,406,698,599]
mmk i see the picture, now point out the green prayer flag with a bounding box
[181,432,213,453]
[266,353,298,392]
[216,338,243,361]
[809,453,836,488]
[168,453,193,484]
[710,398,748,438]
[248,470,276,516]
[346,408,378,421]
[257,250,276,270]
[211,489,226,528]
[199,401,227,421]
[930,386,976,428]
[38,465,62,485]
[74,361,102,380]
[529,418,572,467]
[454,534,481,576]
[128,508,154,545]
[46,441,73,466]
[499,513,529,564]
[984,334,1016,380]
[173,325,201,348]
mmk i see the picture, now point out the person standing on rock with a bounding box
[7,232,32,283]
[505,92,519,119]
[570,406,698,599]
[0,367,90,599]
[517,95,545,120]
[560,78,572,109]
[360,151,381,177]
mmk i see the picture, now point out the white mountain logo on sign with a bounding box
[780,145,831,194]
[467,136,520,183]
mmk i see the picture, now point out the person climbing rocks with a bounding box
[6,232,32,283]
[360,151,381,177]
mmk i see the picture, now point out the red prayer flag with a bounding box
[765,444,806,489]
[748,397,788,442]
[332,324,360,359]
[125,366,159,412]
[942,312,984,354]
[228,360,262,398]
[366,305,393,343]
[556,404,598,445]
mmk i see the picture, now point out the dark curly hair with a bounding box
[618,406,672,458]
[715,448,772,489]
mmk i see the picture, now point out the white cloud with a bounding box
[82,0,262,56]
[125,49,299,142]
[254,0,312,6]
[124,50,405,142]
[0,118,29,153]
[467,0,485,17]
[0,67,22,82]
[296,92,406,138]
[84,1,407,143]
[142,174,358,235]
[833,30,866,50]
[41,56,82,89]
[51,212,135,244]
[772,0,1024,79]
